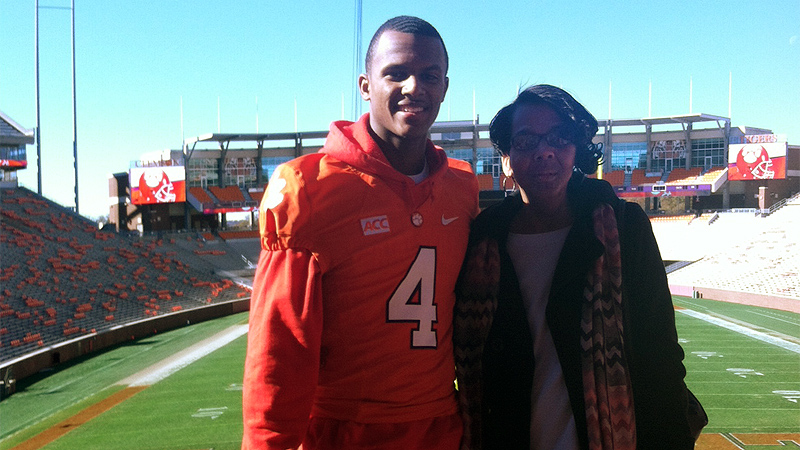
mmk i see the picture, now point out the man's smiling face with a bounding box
[359,30,449,150]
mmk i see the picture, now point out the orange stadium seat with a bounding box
[649,214,693,223]
[476,174,495,191]
[250,190,265,204]
[209,186,245,203]
[602,170,625,186]
[630,169,662,186]
[697,167,726,182]
[0,186,254,365]
[218,230,259,240]
[189,187,214,204]
[666,167,702,183]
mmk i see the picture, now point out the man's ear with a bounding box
[501,155,513,177]
[358,74,370,101]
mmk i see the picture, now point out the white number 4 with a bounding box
[387,247,438,349]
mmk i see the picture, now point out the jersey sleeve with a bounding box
[242,247,324,450]
[259,162,316,253]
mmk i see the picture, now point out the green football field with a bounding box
[1,297,798,450]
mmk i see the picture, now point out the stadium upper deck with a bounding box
[101,112,797,233]
[0,110,34,186]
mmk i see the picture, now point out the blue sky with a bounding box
[1,0,798,218]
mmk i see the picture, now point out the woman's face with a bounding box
[502,102,576,209]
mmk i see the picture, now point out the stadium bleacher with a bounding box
[665,167,702,183]
[188,187,214,204]
[693,167,726,183]
[249,189,265,205]
[0,187,252,364]
[476,173,495,191]
[601,170,625,186]
[208,186,246,203]
[630,169,662,186]
[665,199,800,303]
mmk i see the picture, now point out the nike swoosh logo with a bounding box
[441,215,459,226]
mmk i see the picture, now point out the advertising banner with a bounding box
[727,142,787,180]
[130,166,186,204]
[0,160,27,168]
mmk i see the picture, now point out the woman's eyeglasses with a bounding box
[510,127,573,152]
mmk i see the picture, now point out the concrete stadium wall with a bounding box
[688,287,799,314]
[1,298,250,386]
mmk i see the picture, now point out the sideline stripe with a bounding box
[11,324,249,450]
[120,324,249,387]
[9,387,147,450]
[679,309,800,354]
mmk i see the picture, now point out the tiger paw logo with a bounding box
[264,177,287,209]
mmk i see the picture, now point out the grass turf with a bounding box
[674,296,800,434]
[1,298,799,449]
[41,335,247,450]
[0,312,249,449]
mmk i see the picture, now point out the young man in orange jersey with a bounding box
[242,16,479,450]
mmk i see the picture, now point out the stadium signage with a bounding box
[132,158,183,168]
[729,134,787,144]
[130,166,187,205]
[727,142,787,181]
[0,160,27,168]
[202,206,256,214]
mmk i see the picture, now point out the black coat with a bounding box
[460,176,694,449]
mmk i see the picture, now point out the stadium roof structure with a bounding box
[184,131,329,148]
[181,114,735,153]
[597,113,731,129]
[0,110,35,146]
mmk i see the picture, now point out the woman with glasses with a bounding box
[454,85,698,449]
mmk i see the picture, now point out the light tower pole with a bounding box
[71,0,79,214]
[351,0,362,121]
[34,1,79,213]
[35,0,42,195]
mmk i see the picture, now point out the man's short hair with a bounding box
[364,15,449,74]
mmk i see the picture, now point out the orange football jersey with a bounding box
[243,114,479,449]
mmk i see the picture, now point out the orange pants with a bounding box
[302,413,463,450]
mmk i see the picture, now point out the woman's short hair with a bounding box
[489,84,603,174]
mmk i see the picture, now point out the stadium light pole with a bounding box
[71,0,79,214]
[35,0,42,195]
[35,1,79,213]
[351,0,362,121]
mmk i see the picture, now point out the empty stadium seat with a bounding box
[0,187,253,364]
[209,186,246,203]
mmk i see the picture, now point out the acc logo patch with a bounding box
[361,215,390,236]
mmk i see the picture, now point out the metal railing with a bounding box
[758,191,800,218]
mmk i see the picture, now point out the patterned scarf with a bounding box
[581,203,636,450]
[454,240,499,450]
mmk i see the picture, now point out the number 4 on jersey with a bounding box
[386,247,438,349]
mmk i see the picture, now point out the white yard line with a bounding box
[679,309,800,355]
[749,310,800,327]
[119,324,249,387]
